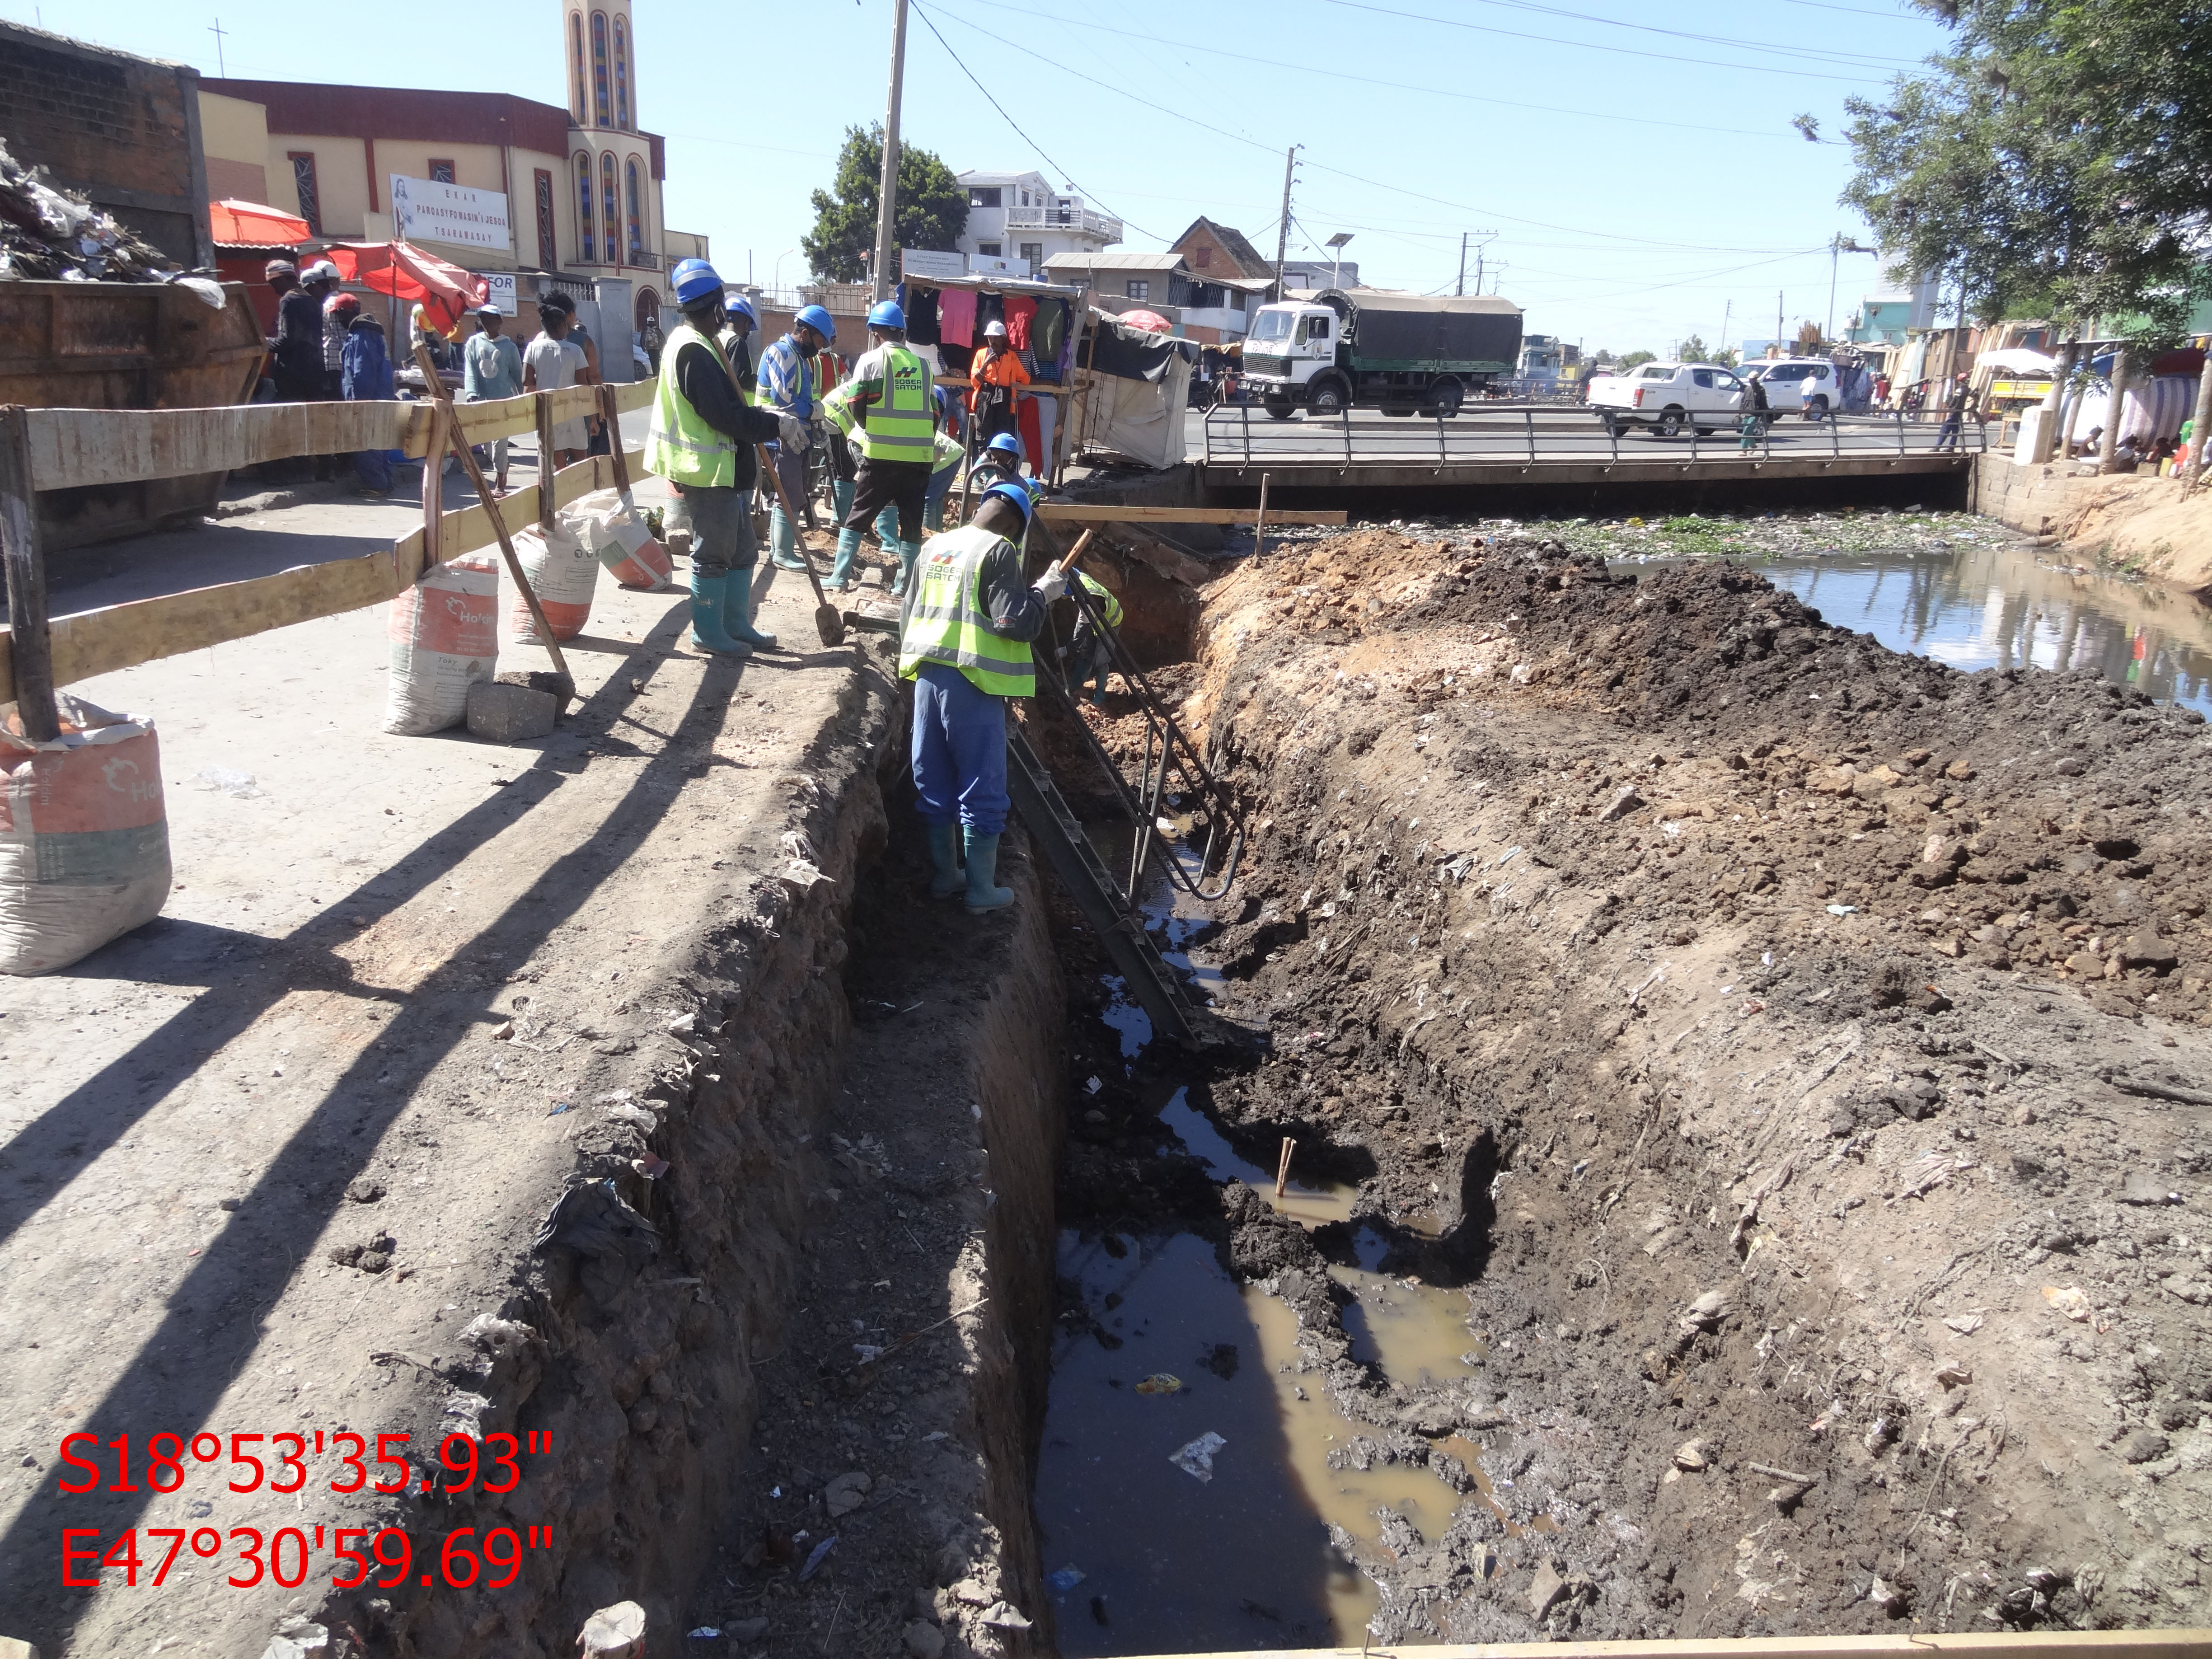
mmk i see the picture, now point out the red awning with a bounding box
[323,240,489,333]
[209,199,312,248]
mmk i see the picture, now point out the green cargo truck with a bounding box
[1238,287,1523,418]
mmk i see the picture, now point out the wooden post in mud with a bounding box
[1275,1136,1296,1200]
[1253,471,1271,561]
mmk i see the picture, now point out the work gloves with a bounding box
[778,414,810,450]
[1032,567,1069,603]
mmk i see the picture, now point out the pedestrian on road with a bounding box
[288,262,344,479]
[333,295,395,497]
[462,303,525,492]
[756,304,839,568]
[523,293,591,470]
[567,309,609,455]
[717,293,760,402]
[897,481,1060,911]
[1935,374,1975,451]
[644,257,803,656]
[970,319,1030,449]
[1739,370,1770,453]
[317,269,348,402]
[823,300,937,595]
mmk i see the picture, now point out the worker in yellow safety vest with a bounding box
[822,300,937,595]
[647,257,809,656]
[1063,571,1125,707]
[896,482,1064,911]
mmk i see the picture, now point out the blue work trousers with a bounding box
[911,662,1010,835]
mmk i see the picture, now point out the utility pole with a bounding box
[1271,144,1301,300]
[869,0,910,302]
[1457,231,1467,297]
[1776,291,1784,357]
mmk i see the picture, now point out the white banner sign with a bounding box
[970,253,1031,280]
[901,248,965,281]
[480,272,517,315]
[390,174,511,252]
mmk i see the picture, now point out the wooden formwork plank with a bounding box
[29,403,408,490]
[1036,504,1346,526]
[0,449,639,702]
[1107,1635,2212,1659]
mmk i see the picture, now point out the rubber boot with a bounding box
[963,829,1015,912]
[723,564,778,649]
[687,568,750,656]
[826,525,862,592]
[926,822,964,898]
[832,477,855,525]
[889,537,920,598]
[769,506,807,570]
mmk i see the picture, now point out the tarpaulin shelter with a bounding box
[1070,312,1195,470]
[208,200,311,247]
[323,240,488,334]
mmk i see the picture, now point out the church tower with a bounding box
[561,0,667,323]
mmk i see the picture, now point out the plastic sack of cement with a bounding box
[384,549,500,735]
[505,519,600,642]
[563,486,674,592]
[1,695,172,975]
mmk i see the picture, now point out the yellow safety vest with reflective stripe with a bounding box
[646,323,740,487]
[897,523,1035,697]
[826,342,936,466]
[1077,572,1123,628]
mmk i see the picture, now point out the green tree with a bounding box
[1678,334,1715,364]
[802,125,969,285]
[1617,350,1656,370]
[1837,1,2212,342]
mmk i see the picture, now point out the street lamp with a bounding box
[1325,231,1353,291]
[1828,235,1875,344]
[772,247,799,295]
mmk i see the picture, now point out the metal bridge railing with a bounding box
[1200,402,1990,470]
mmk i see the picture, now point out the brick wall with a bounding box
[0,22,208,267]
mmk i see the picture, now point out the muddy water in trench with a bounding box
[1040,834,1504,1652]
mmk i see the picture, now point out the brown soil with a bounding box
[1051,525,2212,1644]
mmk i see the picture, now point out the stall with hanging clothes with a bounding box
[894,265,1090,479]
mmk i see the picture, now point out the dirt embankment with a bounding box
[1115,528,2212,1642]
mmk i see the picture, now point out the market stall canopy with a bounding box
[1975,347,2057,376]
[1118,309,1174,335]
[209,199,311,248]
[323,240,487,333]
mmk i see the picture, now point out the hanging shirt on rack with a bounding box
[937,287,977,347]
[1003,294,1039,351]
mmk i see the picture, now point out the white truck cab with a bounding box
[1747,358,1839,419]
[1584,361,1745,437]
[1242,304,1345,409]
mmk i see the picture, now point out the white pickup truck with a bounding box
[1585,361,1747,437]
[1745,357,1839,419]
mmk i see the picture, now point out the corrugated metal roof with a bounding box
[1042,250,1187,273]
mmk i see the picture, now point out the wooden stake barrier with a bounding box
[1254,472,1272,561]
[1035,505,1345,526]
[1275,1135,1295,1200]
[0,405,57,740]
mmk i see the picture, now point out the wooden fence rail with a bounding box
[0,381,657,710]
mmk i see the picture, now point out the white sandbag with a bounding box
[506,519,599,642]
[1,695,171,975]
[384,549,500,735]
[564,486,674,591]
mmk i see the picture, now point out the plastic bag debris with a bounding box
[578,1602,647,1658]
[0,138,183,283]
[534,1179,660,1305]
[686,1629,719,1640]
[1170,1431,1227,1483]
[1134,1373,1183,1396]
[2042,1285,2092,1322]
[797,1535,838,1581]
[1045,1566,1086,1593]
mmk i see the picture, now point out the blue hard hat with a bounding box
[867,299,906,331]
[671,258,722,305]
[980,481,1033,525]
[723,292,758,326]
[795,304,838,342]
[984,432,1022,458]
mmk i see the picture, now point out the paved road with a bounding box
[1183,403,1985,468]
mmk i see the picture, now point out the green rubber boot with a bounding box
[724,564,778,649]
[826,526,863,592]
[926,822,964,898]
[963,829,1015,912]
[769,506,807,570]
[888,537,920,598]
[832,477,855,524]
[688,569,750,656]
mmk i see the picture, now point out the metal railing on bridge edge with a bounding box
[1201,402,1991,473]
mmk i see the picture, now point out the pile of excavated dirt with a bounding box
[1047,524,2212,1645]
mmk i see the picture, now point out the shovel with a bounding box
[411,342,575,704]
[754,442,844,647]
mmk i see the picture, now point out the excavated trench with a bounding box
[299,510,2212,1659]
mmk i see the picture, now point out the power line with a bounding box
[906,0,1165,242]
[921,2,1814,256]
[1463,0,1920,69]
[1322,0,1889,81]
[934,0,1825,145]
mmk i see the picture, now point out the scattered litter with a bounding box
[1085,1076,1103,1094]
[191,766,262,797]
[797,1536,838,1581]
[631,1153,669,1180]
[979,1602,1032,1631]
[578,1603,647,1658]
[1935,1363,1973,1389]
[686,1630,719,1641]
[853,1343,885,1362]
[1170,1431,1228,1483]
[2041,1285,2093,1322]
[1825,904,1858,916]
[1134,1373,1183,1396]
[1045,1566,1086,1593]
[824,1471,872,1518]
[547,1101,574,1116]
[1943,1312,1985,1336]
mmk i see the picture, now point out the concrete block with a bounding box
[466,681,558,743]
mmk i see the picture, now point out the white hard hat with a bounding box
[982,320,1008,339]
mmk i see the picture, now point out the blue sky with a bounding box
[15,0,1955,355]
